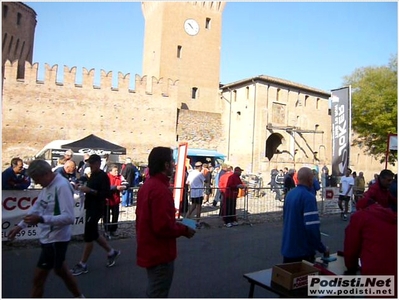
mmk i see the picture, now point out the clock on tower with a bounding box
[184,19,200,36]
[142,2,225,113]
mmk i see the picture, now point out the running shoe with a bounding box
[107,250,121,267]
[71,263,88,276]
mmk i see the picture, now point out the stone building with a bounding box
[219,76,331,174]
[1,2,384,181]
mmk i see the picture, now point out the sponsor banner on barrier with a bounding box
[2,189,85,241]
[308,275,395,297]
[323,187,345,214]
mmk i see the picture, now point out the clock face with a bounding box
[184,19,199,36]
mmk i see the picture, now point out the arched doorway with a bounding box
[265,133,284,160]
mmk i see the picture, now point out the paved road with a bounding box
[2,215,347,298]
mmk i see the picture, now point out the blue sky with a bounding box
[25,1,397,92]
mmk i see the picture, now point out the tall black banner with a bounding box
[330,87,351,177]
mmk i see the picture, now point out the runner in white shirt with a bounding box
[185,161,206,228]
[8,160,83,298]
[338,168,354,221]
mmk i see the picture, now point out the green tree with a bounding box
[343,55,397,165]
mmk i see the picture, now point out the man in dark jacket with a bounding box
[121,158,139,207]
[2,157,31,190]
[275,169,285,201]
[270,166,278,192]
[54,160,77,183]
[283,169,296,201]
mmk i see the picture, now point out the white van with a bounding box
[34,140,120,169]
[173,148,226,168]
[34,140,76,167]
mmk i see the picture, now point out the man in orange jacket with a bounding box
[219,166,246,228]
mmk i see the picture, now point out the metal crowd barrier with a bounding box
[102,186,326,230]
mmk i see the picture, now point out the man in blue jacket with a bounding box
[281,167,328,263]
[2,157,31,190]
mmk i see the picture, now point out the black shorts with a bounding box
[84,209,102,242]
[204,187,212,195]
[37,241,69,270]
[191,196,203,205]
[339,195,351,202]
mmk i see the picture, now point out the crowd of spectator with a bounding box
[3,151,398,296]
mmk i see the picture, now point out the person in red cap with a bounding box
[219,166,246,228]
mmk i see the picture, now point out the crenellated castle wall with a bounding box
[1,59,385,180]
[2,60,184,165]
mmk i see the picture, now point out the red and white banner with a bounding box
[2,190,85,241]
[173,142,188,217]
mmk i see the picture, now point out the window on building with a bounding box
[17,13,22,25]
[205,18,211,29]
[177,45,182,58]
[8,35,13,54]
[276,88,281,101]
[14,39,19,56]
[295,92,302,107]
[192,87,198,99]
[25,45,31,60]
[2,33,8,52]
[233,90,237,102]
[304,95,309,107]
[3,5,8,18]
[316,98,320,109]
[19,41,25,59]
[246,86,250,99]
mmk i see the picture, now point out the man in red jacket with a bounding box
[104,164,126,237]
[136,147,196,298]
[344,202,397,282]
[356,169,396,210]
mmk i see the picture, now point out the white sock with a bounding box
[79,262,87,267]
[108,249,114,256]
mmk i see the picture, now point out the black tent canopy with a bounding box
[62,134,126,155]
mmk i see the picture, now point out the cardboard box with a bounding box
[272,262,319,290]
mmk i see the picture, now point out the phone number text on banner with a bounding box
[2,189,85,241]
